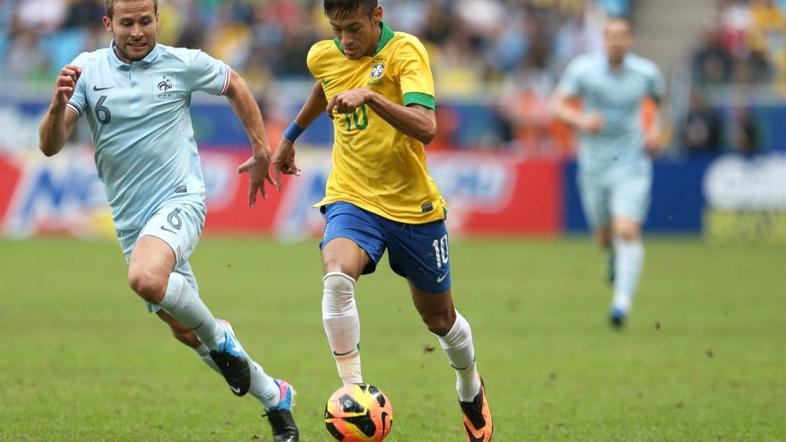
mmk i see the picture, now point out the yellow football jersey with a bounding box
[308,22,446,224]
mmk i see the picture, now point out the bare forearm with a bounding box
[294,81,328,129]
[226,73,270,156]
[551,97,586,128]
[365,92,435,144]
[38,105,68,157]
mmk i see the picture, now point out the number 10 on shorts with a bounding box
[432,234,449,269]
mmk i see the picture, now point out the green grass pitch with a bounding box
[1,237,784,441]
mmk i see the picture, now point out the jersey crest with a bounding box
[370,61,385,80]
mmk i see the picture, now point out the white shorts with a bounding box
[578,162,652,230]
[116,199,206,312]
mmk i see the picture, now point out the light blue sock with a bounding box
[612,238,644,313]
[195,344,280,409]
[195,344,220,373]
[159,273,224,350]
[249,361,282,410]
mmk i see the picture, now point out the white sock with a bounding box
[159,272,224,351]
[322,272,362,384]
[436,311,481,402]
[612,238,644,313]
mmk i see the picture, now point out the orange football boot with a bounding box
[459,376,493,442]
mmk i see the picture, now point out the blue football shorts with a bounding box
[320,202,451,294]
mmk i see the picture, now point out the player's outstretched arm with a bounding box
[226,69,275,207]
[328,88,436,144]
[550,88,603,134]
[644,100,664,157]
[271,80,328,187]
[39,65,81,157]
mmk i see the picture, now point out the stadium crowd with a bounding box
[682,0,786,157]
[6,0,781,158]
[691,0,786,88]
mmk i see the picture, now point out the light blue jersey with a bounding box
[67,42,230,230]
[558,52,664,175]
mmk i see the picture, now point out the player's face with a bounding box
[329,6,383,60]
[103,0,159,63]
[604,20,632,65]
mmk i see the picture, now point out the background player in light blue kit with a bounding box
[37,1,299,439]
[551,17,664,328]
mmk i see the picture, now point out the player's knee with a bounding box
[616,227,640,242]
[421,308,456,336]
[323,272,356,312]
[128,269,167,304]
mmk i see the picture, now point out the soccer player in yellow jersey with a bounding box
[271,1,493,440]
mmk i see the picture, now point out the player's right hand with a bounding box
[581,113,604,133]
[271,138,301,190]
[53,65,82,108]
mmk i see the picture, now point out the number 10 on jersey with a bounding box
[344,104,368,131]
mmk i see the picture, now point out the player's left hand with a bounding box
[327,88,370,119]
[644,129,664,158]
[237,151,276,207]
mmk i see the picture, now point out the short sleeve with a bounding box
[66,52,89,118]
[558,57,585,97]
[647,63,665,102]
[184,49,231,95]
[306,43,322,79]
[397,38,436,109]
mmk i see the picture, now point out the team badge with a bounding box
[154,75,177,100]
[370,62,385,80]
[158,76,173,92]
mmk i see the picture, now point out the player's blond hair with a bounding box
[105,0,158,19]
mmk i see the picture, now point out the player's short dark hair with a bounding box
[323,0,378,19]
[105,0,158,19]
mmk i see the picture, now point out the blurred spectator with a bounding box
[727,106,761,156]
[0,0,632,154]
[5,29,48,80]
[693,0,786,87]
[692,30,733,86]
[681,92,723,156]
[63,0,103,29]
[16,0,67,34]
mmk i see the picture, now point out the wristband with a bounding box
[283,122,305,142]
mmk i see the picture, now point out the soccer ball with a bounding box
[324,383,394,442]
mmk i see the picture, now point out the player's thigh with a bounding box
[128,235,177,285]
[384,218,451,294]
[136,200,205,265]
[128,201,204,292]
[578,173,611,230]
[320,202,385,280]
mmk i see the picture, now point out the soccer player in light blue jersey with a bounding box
[551,17,665,328]
[37,1,299,439]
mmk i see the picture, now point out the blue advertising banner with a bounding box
[563,159,713,233]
